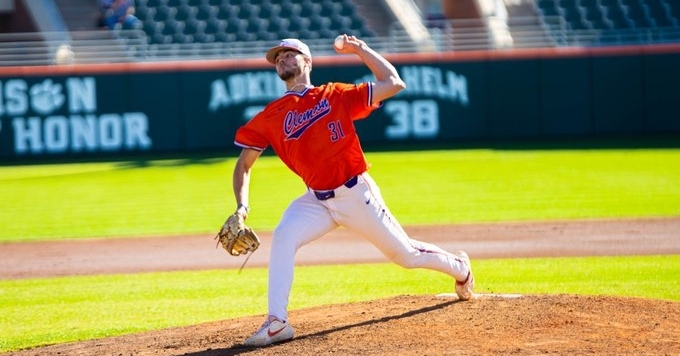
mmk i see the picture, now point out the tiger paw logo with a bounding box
[29,79,66,115]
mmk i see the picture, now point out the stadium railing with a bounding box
[1,16,679,67]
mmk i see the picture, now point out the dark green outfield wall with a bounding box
[0,45,678,162]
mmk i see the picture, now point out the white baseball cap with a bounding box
[266,38,312,64]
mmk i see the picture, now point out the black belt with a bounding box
[313,175,359,200]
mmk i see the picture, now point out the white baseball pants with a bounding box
[267,172,469,320]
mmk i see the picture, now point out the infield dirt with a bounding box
[2,217,680,355]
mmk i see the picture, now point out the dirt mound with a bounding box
[8,294,679,356]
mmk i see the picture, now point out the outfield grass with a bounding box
[1,255,678,352]
[1,148,679,242]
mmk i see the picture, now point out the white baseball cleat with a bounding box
[243,315,295,347]
[454,251,475,301]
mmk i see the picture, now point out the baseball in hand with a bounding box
[334,35,345,50]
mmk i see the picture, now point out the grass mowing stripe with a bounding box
[373,149,680,223]
[1,255,678,352]
[1,148,679,242]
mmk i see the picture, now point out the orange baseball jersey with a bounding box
[234,82,378,190]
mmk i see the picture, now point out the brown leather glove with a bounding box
[214,213,260,256]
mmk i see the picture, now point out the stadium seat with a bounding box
[167,0,184,7]
[267,17,287,33]
[645,0,677,27]
[620,0,653,27]
[560,3,588,30]
[184,19,205,36]
[287,16,310,35]
[605,4,636,28]
[536,0,680,45]
[277,3,292,19]
[217,4,234,19]
[236,31,258,42]
[583,5,613,29]
[195,4,216,21]
[143,20,163,38]
[175,4,197,22]
[329,13,352,32]
[300,2,321,18]
[309,14,331,32]
[163,19,183,36]
[173,33,192,44]
[339,0,355,17]
[316,0,334,17]
[146,0,167,8]
[257,3,276,20]
[147,22,172,44]
[136,6,155,21]
[225,17,245,34]
[244,17,266,34]
[214,31,236,43]
[297,29,319,40]
[351,13,372,33]
[204,17,226,34]
[235,3,253,19]
[136,0,375,46]
[256,30,278,41]
[537,0,560,18]
[153,6,177,22]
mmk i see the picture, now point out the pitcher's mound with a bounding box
[10,294,679,356]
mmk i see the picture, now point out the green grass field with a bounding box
[1,146,679,352]
[1,148,679,241]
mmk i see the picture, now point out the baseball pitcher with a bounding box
[221,35,475,347]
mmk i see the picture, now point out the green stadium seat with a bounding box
[136,0,375,46]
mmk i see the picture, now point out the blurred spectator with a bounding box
[97,0,140,30]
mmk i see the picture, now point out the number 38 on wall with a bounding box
[384,99,439,139]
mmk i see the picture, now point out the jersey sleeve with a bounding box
[234,113,269,151]
[336,82,381,120]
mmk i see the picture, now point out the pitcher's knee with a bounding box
[272,228,300,252]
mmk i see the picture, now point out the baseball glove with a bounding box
[215,213,261,256]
